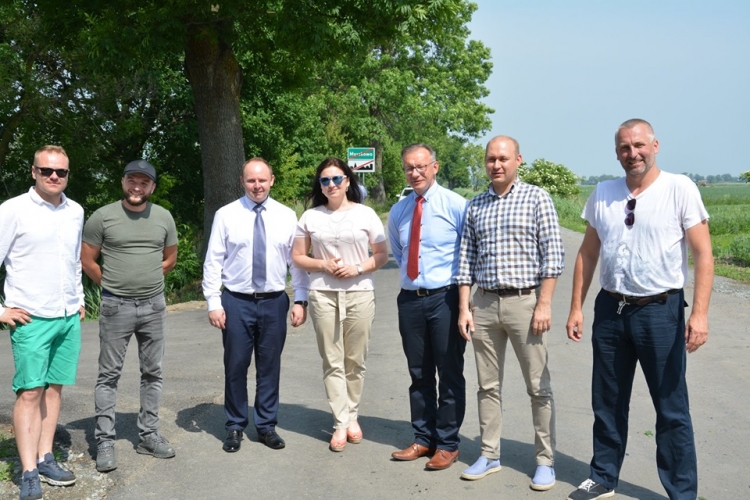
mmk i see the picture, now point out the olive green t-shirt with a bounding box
[83,201,178,298]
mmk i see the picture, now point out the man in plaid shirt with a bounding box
[456,135,565,490]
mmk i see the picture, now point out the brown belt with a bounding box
[480,287,537,297]
[607,289,681,314]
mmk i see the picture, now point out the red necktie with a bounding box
[407,196,424,280]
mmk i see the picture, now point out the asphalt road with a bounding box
[1,228,749,499]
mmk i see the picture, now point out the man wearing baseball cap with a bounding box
[81,159,178,473]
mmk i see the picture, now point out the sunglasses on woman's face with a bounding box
[319,175,345,187]
[624,198,636,227]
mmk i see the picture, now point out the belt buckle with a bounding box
[416,288,427,297]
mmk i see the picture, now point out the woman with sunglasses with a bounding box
[292,157,388,452]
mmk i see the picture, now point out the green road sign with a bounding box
[347,147,375,173]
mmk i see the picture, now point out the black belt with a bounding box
[228,289,285,300]
[607,289,681,314]
[401,285,456,297]
[480,287,537,297]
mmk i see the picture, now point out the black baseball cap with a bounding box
[123,159,157,182]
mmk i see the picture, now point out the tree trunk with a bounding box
[184,20,245,256]
[369,138,386,203]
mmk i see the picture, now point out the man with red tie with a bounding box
[387,143,468,470]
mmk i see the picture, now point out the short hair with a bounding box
[485,135,521,156]
[308,157,362,208]
[242,157,273,176]
[616,119,655,142]
[34,145,68,165]
[400,143,436,163]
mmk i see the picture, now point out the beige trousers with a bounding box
[471,289,555,465]
[308,290,375,429]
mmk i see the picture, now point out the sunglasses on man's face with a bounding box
[319,175,345,187]
[624,198,636,227]
[34,166,69,178]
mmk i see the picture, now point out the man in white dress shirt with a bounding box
[203,157,309,453]
[0,145,84,499]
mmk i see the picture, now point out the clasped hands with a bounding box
[322,257,358,279]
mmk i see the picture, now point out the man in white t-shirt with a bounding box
[565,119,713,500]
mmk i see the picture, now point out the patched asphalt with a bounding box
[1,228,749,499]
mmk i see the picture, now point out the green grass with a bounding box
[0,432,16,482]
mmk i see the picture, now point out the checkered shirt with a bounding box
[456,181,565,288]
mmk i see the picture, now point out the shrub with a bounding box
[519,159,581,198]
[729,234,750,266]
[164,223,204,303]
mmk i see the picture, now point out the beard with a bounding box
[123,191,151,206]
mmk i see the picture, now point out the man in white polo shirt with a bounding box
[0,145,84,500]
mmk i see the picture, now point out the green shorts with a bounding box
[9,314,81,393]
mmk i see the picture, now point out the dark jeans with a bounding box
[397,286,466,451]
[95,293,167,444]
[222,289,289,434]
[589,289,696,500]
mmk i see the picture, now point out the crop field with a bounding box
[553,183,750,283]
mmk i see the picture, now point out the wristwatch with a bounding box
[356,264,363,275]
[294,300,308,308]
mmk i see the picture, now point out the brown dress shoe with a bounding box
[391,443,435,461]
[425,449,459,470]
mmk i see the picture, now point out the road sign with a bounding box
[347,147,376,173]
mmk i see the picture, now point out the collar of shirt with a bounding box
[29,186,69,209]
[241,194,268,210]
[488,181,517,198]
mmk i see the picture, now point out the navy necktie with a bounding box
[252,204,266,289]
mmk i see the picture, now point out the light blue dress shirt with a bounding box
[387,183,467,290]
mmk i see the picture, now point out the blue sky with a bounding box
[467,0,750,178]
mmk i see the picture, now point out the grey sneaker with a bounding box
[96,443,117,472]
[136,433,176,459]
[37,453,76,486]
[19,469,42,500]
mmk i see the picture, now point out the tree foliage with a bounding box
[519,159,581,198]
[2,0,493,248]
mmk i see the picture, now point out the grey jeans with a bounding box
[95,293,167,444]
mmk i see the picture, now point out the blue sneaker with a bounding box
[37,453,76,486]
[460,456,502,480]
[19,469,42,500]
[530,464,555,491]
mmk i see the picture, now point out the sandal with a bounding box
[346,424,363,444]
[330,430,347,452]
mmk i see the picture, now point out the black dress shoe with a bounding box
[258,430,285,450]
[223,430,243,452]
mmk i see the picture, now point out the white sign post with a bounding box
[347,147,376,173]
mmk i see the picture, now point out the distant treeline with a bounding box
[580,173,745,185]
